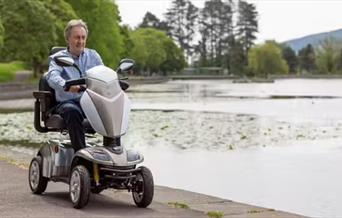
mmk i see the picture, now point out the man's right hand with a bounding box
[69,85,81,93]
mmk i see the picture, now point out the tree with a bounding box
[248,42,289,78]
[130,28,167,75]
[336,49,342,73]
[65,0,124,68]
[160,37,186,74]
[0,17,3,49]
[198,0,234,68]
[139,12,168,32]
[165,0,199,61]
[228,39,246,76]
[0,0,57,75]
[236,0,258,63]
[316,38,341,74]
[281,45,298,74]
[298,44,316,73]
[119,25,134,59]
[39,0,77,46]
[129,28,185,75]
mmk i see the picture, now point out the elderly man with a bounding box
[47,19,103,151]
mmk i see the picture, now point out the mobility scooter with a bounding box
[28,48,154,209]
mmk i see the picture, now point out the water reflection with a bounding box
[140,140,342,218]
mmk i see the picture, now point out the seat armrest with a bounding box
[33,91,52,99]
[33,91,54,113]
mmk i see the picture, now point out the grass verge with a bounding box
[0,61,28,82]
[0,155,29,169]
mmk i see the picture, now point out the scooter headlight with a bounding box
[89,150,111,162]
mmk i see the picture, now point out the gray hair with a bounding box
[64,19,88,41]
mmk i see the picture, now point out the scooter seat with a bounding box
[45,114,64,129]
[44,114,95,134]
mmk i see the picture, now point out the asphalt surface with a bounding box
[0,157,308,218]
[0,160,207,218]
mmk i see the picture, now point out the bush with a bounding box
[0,61,28,82]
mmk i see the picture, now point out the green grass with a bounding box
[206,211,224,218]
[167,202,189,209]
[0,61,28,82]
[0,139,44,148]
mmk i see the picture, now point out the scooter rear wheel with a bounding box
[69,165,90,209]
[132,166,154,208]
[28,156,48,194]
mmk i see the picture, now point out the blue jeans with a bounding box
[55,100,85,151]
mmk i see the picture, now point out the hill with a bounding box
[284,28,342,53]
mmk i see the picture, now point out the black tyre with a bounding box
[28,156,48,194]
[69,165,91,209]
[132,166,154,208]
[91,186,104,194]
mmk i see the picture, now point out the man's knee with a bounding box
[59,103,83,122]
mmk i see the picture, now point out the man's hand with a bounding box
[69,85,81,93]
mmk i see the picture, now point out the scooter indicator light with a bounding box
[54,145,59,153]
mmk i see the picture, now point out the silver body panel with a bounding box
[40,140,74,178]
[81,65,131,137]
[39,140,144,179]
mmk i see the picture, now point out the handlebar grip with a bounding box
[64,78,86,91]
[119,80,129,91]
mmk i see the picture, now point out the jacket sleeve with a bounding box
[46,59,66,90]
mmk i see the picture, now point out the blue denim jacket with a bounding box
[47,48,103,102]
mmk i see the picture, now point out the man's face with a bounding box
[67,26,87,56]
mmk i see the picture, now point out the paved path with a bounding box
[0,145,308,218]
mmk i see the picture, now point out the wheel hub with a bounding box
[70,170,81,203]
[29,161,39,189]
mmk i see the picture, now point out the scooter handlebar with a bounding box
[64,78,86,91]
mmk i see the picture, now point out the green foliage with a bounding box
[65,0,124,68]
[236,0,258,57]
[0,0,57,75]
[39,0,77,46]
[228,39,247,76]
[166,0,199,60]
[281,45,298,74]
[130,28,166,74]
[198,0,234,68]
[130,28,185,75]
[160,36,186,74]
[315,38,342,74]
[206,211,224,218]
[298,44,316,73]
[336,49,342,73]
[0,17,3,49]
[248,42,289,77]
[120,25,134,59]
[0,61,27,82]
[139,12,168,32]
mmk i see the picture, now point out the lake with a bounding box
[126,78,342,218]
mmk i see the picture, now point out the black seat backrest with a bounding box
[50,46,66,56]
[39,73,57,107]
[40,46,66,106]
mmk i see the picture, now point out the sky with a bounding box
[116,0,342,43]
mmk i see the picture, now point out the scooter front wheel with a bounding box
[69,165,90,209]
[132,166,154,208]
[28,156,48,194]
